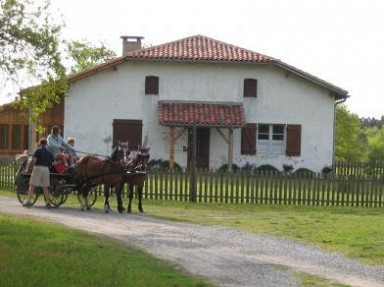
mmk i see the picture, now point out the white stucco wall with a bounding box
[65,61,336,172]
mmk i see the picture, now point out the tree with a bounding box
[65,40,117,74]
[365,126,384,166]
[1,0,66,124]
[335,105,367,161]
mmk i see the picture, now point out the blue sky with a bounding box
[1,0,383,119]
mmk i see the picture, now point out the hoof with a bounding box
[127,208,132,214]
[139,208,144,213]
[117,207,125,214]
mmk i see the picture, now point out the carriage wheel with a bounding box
[16,176,38,206]
[48,179,66,208]
[87,187,98,207]
[58,192,69,206]
[76,187,98,208]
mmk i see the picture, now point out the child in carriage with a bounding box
[53,147,68,173]
[67,137,78,166]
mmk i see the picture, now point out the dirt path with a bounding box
[1,196,383,287]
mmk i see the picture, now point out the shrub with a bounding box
[255,164,280,173]
[218,163,239,172]
[282,164,294,173]
[148,159,182,171]
[321,165,333,177]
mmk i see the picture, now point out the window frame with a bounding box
[257,124,286,154]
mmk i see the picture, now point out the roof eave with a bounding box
[68,56,126,83]
[275,62,349,100]
[159,122,246,128]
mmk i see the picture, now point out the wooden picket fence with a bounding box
[141,171,384,207]
[1,155,384,208]
[334,161,384,178]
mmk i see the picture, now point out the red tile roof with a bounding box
[68,35,348,99]
[127,35,277,63]
[158,101,246,127]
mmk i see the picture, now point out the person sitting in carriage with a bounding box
[53,147,68,173]
[66,137,78,166]
[47,126,74,165]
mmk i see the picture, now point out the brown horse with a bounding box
[103,141,130,212]
[104,145,150,213]
[77,155,125,210]
[125,145,150,213]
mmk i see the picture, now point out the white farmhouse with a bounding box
[64,35,348,172]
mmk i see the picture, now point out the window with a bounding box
[0,124,9,150]
[145,76,159,95]
[241,123,257,155]
[12,124,21,150]
[257,124,285,154]
[113,119,143,150]
[243,78,257,97]
[23,125,29,150]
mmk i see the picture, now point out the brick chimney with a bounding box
[121,36,144,56]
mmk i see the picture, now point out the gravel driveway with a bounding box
[1,196,383,287]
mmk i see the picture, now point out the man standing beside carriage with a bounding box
[23,138,55,208]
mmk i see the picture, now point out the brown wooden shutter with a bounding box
[145,76,159,95]
[113,119,143,150]
[286,124,301,156]
[243,79,257,97]
[241,123,257,155]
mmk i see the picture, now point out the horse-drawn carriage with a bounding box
[14,154,97,208]
[14,142,150,212]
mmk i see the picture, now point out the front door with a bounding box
[188,127,210,170]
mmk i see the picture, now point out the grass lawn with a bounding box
[0,213,214,287]
[143,200,384,266]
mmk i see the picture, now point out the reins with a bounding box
[73,149,109,158]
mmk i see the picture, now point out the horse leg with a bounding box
[127,184,134,213]
[85,184,92,211]
[103,184,111,213]
[116,183,125,214]
[85,194,91,210]
[79,184,89,211]
[138,186,144,213]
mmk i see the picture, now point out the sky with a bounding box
[1,0,383,119]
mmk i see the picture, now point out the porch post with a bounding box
[190,124,197,202]
[228,128,233,173]
[169,127,176,171]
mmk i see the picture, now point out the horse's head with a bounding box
[134,145,150,171]
[111,140,131,167]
